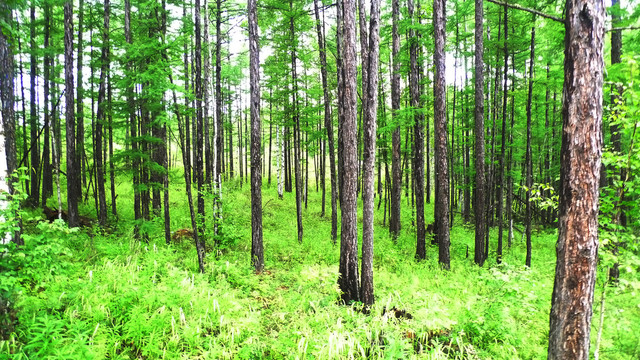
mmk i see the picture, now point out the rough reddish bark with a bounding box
[548,0,604,358]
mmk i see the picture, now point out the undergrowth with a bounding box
[0,178,638,359]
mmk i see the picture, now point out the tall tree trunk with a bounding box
[474,0,486,266]
[77,0,85,190]
[195,0,207,257]
[434,0,450,269]
[314,0,338,242]
[125,0,141,238]
[290,0,303,243]
[408,0,426,260]
[360,0,380,307]
[496,4,508,264]
[95,0,110,226]
[525,26,534,268]
[204,0,212,187]
[608,0,622,282]
[29,4,39,207]
[338,0,360,304]
[42,4,52,207]
[548,0,604,357]
[216,0,224,180]
[1,4,22,244]
[248,0,264,272]
[64,0,79,227]
[389,0,402,239]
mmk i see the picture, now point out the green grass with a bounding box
[1,176,638,359]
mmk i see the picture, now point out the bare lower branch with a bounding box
[486,0,565,24]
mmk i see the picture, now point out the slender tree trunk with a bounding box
[29,5,39,207]
[314,0,338,242]
[474,0,486,266]
[248,0,264,272]
[64,0,79,227]
[77,0,85,190]
[408,0,426,259]
[215,0,224,180]
[389,0,402,239]
[496,4,508,264]
[95,0,110,226]
[1,4,22,244]
[290,0,303,243]
[608,0,622,282]
[338,0,360,304]
[204,0,212,187]
[195,0,207,256]
[525,26,534,268]
[434,0,450,269]
[42,5,52,207]
[360,0,380,307]
[548,0,604,357]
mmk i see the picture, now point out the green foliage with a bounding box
[1,182,637,359]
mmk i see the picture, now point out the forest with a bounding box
[0,0,639,358]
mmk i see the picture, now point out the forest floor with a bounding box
[1,175,639,359]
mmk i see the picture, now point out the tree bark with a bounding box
[360,0,380,307]
[1,3,22,244]
[29,5,39,207]
[64,0,79,228]
[290,0,303,243]
[474,0,486,266]
[95,0,110,226]
[409,0,426,260]
[338,0,360,304]
[548,0,604,357]
[434,0,450,269]
[496,4,508,264]
[248,0,264,272]
[42,5,53,207]
[195,0,207,255]
[525,26,534,268]
[77,0,85,190]
[389,0,402,239]
[314,0,338,243]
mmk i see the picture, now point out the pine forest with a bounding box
[0,0,639,358]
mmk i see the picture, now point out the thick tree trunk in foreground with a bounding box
[474,0,486,266]
[64,0,79,228]
[338,0,360,304]
[360,0,380,307]
[434,0,450,269]
[547,0,604,358]
[248,0,264,272]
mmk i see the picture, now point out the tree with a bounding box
[313,0,338,243]
[338,0,360,304]
[389,0,402,239]
[547,0,604,357]
[525,25,534,268]
[474,0,485,266]
[248,0,263,273]
[409,0,426,260]
[0,1,22,245]
[64,0,79,228]
[95,0,110,226]
[434,0,450,269]
[360,0,380,307]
